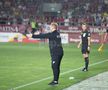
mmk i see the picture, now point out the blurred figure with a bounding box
[27,22,64,86]
[78,23,91,71]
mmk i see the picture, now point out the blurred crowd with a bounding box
[0,0,108,26]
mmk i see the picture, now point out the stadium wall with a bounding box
[0,25,108,43]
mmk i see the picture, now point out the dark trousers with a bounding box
[81,45,90,54]
[51,52,63,81]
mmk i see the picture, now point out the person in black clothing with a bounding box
[27,22,64,85]
[77,23,91,71]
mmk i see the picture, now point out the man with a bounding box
[27,22,64,85]
[77,23,91,71]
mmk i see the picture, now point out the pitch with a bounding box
[0,43,108,90]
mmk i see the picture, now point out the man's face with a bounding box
[82,24,87,31]
[50,24,56,31]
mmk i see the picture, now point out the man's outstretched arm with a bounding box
[32,33,53,38]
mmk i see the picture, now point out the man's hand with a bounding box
[77,44,81,48]
[26,34,32,38]
[88,46,90,51]
[26,31,40,38]
[34,31,40,35]
[77,40,82,48]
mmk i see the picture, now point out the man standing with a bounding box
[77,23,91,71]
[27,22,64,85]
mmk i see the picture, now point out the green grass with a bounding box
[0,43,108,90]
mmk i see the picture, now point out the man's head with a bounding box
[50,22,58,32]
[81,23,87,31]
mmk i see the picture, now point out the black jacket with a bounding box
[81,30,91,47]
[32,30,63,56]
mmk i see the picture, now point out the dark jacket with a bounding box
[32,30,63,57]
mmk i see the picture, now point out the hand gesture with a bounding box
[88,46,90,51]
[77,44,81,48]
[34,31,40,35]
[26,34,32,38]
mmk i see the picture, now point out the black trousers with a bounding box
[51,51,63,81]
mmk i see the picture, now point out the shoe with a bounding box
[82,68,88,72]
[48,81,58,86]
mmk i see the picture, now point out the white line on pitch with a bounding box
[8,59,108,90]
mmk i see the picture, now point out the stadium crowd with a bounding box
[0,0,108,26]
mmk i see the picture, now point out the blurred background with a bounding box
[0,0,108,43]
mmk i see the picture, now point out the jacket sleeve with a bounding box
[32,33,55,39]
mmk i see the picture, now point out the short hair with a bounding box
[82,22,87,26]
[51,22,58,28]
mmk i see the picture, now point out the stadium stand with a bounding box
[0,0,108,26]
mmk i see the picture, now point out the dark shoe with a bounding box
[82,68,88,72]
[48,81,58,86]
